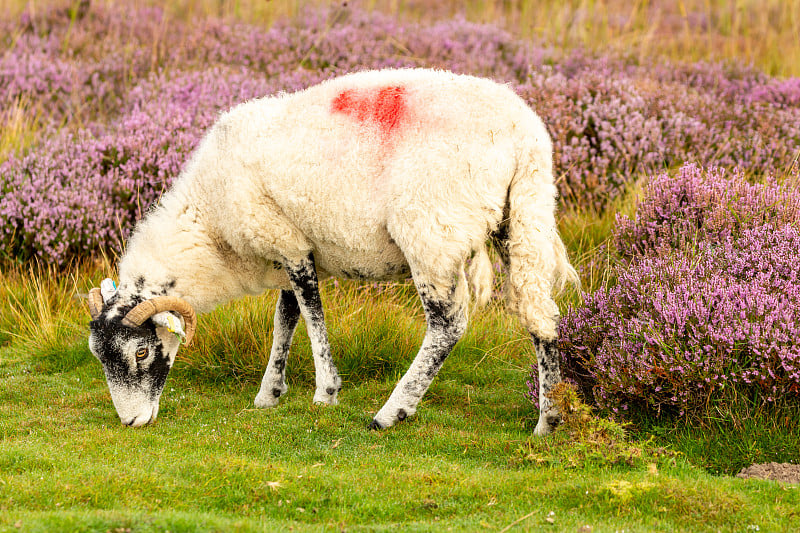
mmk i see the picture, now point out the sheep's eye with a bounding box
[135,347,148,360]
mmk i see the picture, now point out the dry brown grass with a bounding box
[3,0,799,76]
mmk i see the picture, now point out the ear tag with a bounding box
[153,312,187,343]
[100,278,118,302]
[165,314,184,340]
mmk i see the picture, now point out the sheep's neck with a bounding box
[118,203,289,314]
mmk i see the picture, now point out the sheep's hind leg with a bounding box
[533,336,562,435]
[370,281,467,429]
[255,290,300,408]
[283,253,342,405]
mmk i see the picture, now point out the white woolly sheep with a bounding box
[86,68,578,434]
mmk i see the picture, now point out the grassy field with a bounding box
[2,262,799,531]
[2,279,799,532]
[2,0,800,530]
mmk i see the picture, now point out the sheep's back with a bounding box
[196,69,551,278]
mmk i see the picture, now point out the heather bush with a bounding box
[0,7,162,126]
[0,68,273,263]
[1,1,799,265]
[749,77,800,108]
[519,65,800,210]
[614,164,800,258]
[544,164,800,418]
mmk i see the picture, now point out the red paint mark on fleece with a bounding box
[331,86,407,135]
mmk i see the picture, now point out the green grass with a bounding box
[637,398,800,476]
[2,265,799,531]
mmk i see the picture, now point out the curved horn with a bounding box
[121,296,197,345]
[88,288,104,320]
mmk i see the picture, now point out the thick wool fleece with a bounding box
[120,68,575,338]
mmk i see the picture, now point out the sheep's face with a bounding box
[89,312,182,427]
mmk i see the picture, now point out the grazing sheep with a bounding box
[87,68,578,434]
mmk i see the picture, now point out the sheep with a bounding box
[86,68,579,434]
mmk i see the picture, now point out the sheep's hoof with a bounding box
[533,411,562,436]
[254,394,280,408]
[254,383,288,408]
[370,406,412,430]
[313,388,339,406]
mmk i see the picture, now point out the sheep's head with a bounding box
[87,282,196,427]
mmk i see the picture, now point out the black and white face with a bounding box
[88,314,182,427]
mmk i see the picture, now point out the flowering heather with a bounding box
[0,69,274,263]
[0,7,161,125]
[0,3,541,127]
[749,77,800,108]
[518,66,800,209]
[542,165,800,417]
[1,1,799,265]
[614,164,800,258]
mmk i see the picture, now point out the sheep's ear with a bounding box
[100,278,118,302]
[152,311,186,341]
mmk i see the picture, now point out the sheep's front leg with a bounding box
[370,283,467,429]
[255,290,300,408]
[283,253,342,405]
[533,336,562,436]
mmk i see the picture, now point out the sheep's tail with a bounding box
[495,153,579,340]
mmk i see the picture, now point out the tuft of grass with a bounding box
[0,258,116,358]
[0,97,41,163]
[517,382,678,469]
[0,265,82,357]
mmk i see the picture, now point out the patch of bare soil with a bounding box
[737,463,800,484]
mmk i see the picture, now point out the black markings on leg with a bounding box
[533,336,561,393]
[270,289,301,391]
[533,334,563,432]
[415,284,466,381]
[283,253,341,404]
[372,280,467,428]
[273,290,300,358]
[284,254,324,323]
[276,289,301,327]
[255,290,300,407]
